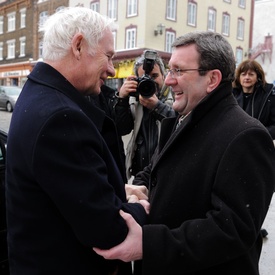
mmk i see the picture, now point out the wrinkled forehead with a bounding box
[169,45,199,67]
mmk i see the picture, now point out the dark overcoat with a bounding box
[134,82,275,275]
[6,62,146,275]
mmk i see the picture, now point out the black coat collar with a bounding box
[28,62,106,131]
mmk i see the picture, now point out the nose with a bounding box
[107,62,116,78]
[165,73,176,86]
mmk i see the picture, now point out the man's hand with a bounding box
[139,94,159,110]
[93,210,143,262]
[126,184,150,214]
[125,184,148,200]
[118,76,138,98]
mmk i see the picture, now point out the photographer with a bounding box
[115,50,176,180]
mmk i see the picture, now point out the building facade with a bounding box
[251,0,274,83]
[0,0,254,88]
[70,0,254,88]
[0,0,68,87]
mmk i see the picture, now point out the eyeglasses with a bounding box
[166,68,207,78]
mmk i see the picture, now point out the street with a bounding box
[1,109,275,274]
[0,109,12,133]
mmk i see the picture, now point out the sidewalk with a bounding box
[259,194,275,275]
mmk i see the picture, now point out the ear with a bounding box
[206,69,222,94]
[71,33,84,60]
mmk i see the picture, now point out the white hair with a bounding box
[42,7,117,61]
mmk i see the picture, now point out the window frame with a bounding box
[165,30,176,53]
[235,47,243,66]
[222,12,230,36]
[166,0,177,21]
[207,8,216,32]
[6,39,16,59]
[238,0,246,8]
[187,1,197,27]
[19,36,26,57]
[127,0,138,17]
[20,8,26,29]
[237,18,244,40]
[7,12,16,32]
[90,1,100,12]
[108,0,118,20]
[125,27,136,49]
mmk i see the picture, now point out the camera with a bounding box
[130,50,158,98]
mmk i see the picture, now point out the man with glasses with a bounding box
[115,50,176,180]
[94,31,275,275]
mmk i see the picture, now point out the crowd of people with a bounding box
[4,6,275,275]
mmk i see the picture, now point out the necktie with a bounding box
[176,115,185,130]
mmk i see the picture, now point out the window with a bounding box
[108,0,117,20]
[20,8,26,28]
[39,11,49,31]
[112,31,117,50]
[7,39,15,59]
[235,48,243,66]
[187,1,197,27]
[222,13,230,36]
[208,8,216,31]
[39,40,43,59]
[90,1,100,12]
[7,12,16,32]
[127,0,137,17]
[19,37,26,57]
[125,28,136,49]
[0,16,3,34]
[0,42,3,60]
[239,0,245,8]
[166,0,176,20]
[237,18,244,40]
[166,31,176,53]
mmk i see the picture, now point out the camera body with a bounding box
[130,50,158,98]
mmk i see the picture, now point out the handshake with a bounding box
[125,184,150,214]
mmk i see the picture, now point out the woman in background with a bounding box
[233,59,275,139]
[233,59,275,238]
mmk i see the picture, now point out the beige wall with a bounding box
[69,0,252,62]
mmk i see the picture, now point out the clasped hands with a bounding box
[93,184,149,262]
[125,183,150,214]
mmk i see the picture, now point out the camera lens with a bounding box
[137,78,156,98]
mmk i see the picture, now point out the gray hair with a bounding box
[42,7,117,61]
[172,31,236,82]
[134,50,166,76]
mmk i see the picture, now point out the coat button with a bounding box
[151,177,157,187]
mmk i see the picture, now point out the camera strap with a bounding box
[159,85,170,101]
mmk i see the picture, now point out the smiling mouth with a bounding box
[174,91,184,96]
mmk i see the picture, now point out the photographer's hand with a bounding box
[118,76,138,98]
[139,94,159,110]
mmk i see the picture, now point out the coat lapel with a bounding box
[151,82,237,171]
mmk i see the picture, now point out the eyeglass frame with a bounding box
[166,68,208,78]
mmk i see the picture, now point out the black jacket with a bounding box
[6,62,147,275]
[134,82,275,275]
[232,83,275,138]
[115,89,176,177]
[89,85,127,182]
